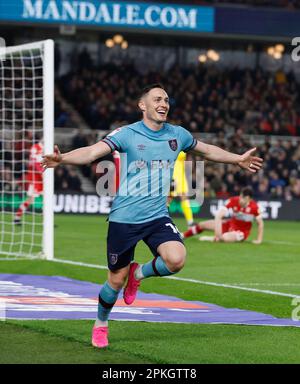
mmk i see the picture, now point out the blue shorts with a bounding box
[107,216,183,271]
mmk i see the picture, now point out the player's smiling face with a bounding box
[139,88,170,124]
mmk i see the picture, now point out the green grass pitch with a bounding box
[1,214,300,363]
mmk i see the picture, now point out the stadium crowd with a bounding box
[58,63,300,137]
[195,131,300,200]
[54,58,300,199]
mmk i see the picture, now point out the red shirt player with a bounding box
[183,187,264,244]
[14,141,43,224]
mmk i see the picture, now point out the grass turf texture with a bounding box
[0,214,300,363]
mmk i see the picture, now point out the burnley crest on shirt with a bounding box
[168,139,178,151]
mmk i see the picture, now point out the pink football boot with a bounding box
[123,262,141,305]
[91,325,109,348]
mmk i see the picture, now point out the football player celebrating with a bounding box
[182,187,264,244]
[42,84,263,349]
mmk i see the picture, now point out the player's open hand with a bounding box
[238,148,263,173]
[252,239,262,245]
[41,145,62,170]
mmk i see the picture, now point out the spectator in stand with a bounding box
[72,130,88,149]
[66,168,82,192]
[195,134,300,201]
[54,166,82,192]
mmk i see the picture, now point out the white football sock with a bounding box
[134,265,144,280]
[94,319,108,328]
[199,236,215,242]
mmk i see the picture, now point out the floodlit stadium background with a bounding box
[1,0,300,364]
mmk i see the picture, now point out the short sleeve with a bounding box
[225,198,235,209]
[179,127,197,153]
[101,127,129,152]
[252,203,260,217]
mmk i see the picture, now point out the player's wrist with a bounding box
[236,155,244,166]
[60,153,66,164]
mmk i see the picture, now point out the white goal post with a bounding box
[0,39,54,260]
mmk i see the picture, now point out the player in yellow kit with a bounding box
[169,151,195,227]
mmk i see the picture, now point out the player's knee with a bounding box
[219,235,226,242]
[166,250,186,273]
[108,269,128,290]
[108,279,125,291]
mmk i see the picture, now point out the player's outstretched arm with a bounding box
[214,207,226,241]
[252,216,264,245]
[41,142,111,170]
[192,141,263,173]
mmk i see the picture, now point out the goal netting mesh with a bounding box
[0,40,54,259]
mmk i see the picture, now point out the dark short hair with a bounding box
[240,187,253,198]
[139,83,165,99]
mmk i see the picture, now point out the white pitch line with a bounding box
[232,283,300,286]
[51,258,299,299]
[0,256,39,261]
[265,240,300,246]
[52,258,107,270]
[165,276,299,298]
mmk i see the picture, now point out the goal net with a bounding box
[0,40,54,260]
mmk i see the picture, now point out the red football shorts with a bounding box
[222,220,250,241]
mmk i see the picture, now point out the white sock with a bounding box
[134,265,144,280]
[199,236,215,242]
[94,319,108,328]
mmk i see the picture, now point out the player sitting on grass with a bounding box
[182,187,264,244]
[42,84,263,349]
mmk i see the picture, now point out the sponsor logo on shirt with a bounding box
[233,211,255,222]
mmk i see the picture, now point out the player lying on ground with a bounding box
[14,140,43,225]
[42,84,263,349]
[182,187,264,244]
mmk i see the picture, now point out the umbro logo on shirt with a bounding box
[137,144,146,151]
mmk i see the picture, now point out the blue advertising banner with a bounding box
[216,7,300,38]
[0,0,215,32]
